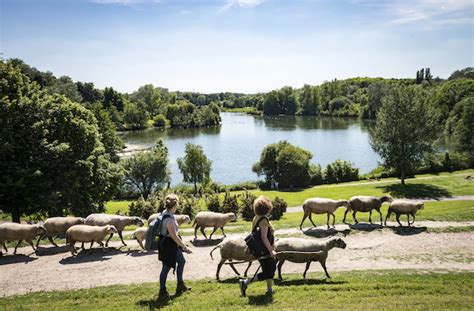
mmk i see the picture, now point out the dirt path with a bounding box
[1,221,474,297]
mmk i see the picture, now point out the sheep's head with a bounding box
[340,200,350,209]
[78,217,86,224]
[35,223,46,235]
[182,215,191,224]
[226,213,237,222]
[380,195,393,203]
[133,217,144,227]
[416,202,424,210]
[334,238,347,249]
[107,225,118,234]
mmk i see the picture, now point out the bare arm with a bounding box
[259,219,276,257]
[166,221,192,254]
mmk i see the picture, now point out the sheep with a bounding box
[148,213,191,226]
[343,195,393,225]
[36,217,85,247]
[0,223,46,255]
[385,199,424,227]
[299,198,349,229]
[192,211,237,240]
[85,214,144,247]
[133,214,192,250]
[275,237,347,280]
[209,236,254,280]
[65,224,118,255]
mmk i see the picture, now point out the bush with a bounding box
[153,114,167,127]
[324,160,359,184]
[240,190,257,221]
[177,194,199,220]
[206,192,221,212]
[227,181,259,192]
[309,164,324,185]
[113,182,140,200]
[221,190,239,214]
[128,196,155,219]
[270,196,287,221]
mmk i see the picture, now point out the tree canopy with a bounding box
[177,143,212,193]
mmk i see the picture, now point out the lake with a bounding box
[120,112,381,185]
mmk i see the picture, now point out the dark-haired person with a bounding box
[239,196,277,296]
[158,194,193,299]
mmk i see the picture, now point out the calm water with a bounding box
[120,113,381,185]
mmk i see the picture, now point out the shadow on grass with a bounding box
[0,254,38,265]
[190,238,223,247]
[215,277,241,284]
[379,183,452,199]
[275,278,346,287]
[136,296,174,309]
[303,227,351,238]
[248,293,273,306]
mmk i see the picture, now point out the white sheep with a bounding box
[209,236,254,280]
[275,237,347,280]
[299,198,349,229]
[36,217,85,247]
[148,213,191,226]
[85,214,144,247]
[65,224,118,255]
[0,223,46,255]
[192,212,237,240]
[133,214,192,250]
[385,199,424,227]
[343,195,393,225]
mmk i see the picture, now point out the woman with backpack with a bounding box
[158,194,193,299]
[239,196,277,297]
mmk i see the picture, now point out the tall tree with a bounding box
[454,97,474,165]
[177,143,212,193]
[370,86,438,184]
[122,140,170,200]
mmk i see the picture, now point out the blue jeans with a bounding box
[160,247,185,289]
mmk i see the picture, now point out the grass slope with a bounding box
[1,270,473,310]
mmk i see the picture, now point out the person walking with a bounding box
[158,194,193,299]
[239,196,277,297]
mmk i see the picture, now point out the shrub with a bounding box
[270,196,287,221]
[206,192,221,212]
[309,163,324,185]
[228,181,259,192]
[128,196,155,219]
[221,190,239,214]
[153,114,167,127]
[240,190,257,221]
[324,160,359,184]
[177,194,199,220]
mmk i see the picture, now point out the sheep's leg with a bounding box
[99,241,106,253]
[216,259,226,280]
[277,259,285,280]
[28,240,36,252]
[395,214,402,227]
[70,241,76,255]
[320,261,330,278]
[2,242,7,252]
[105,233,114,247]
[118,231,127,246]
[410,213,416,226]
[81,242,86,251]
[377,208,383,226]
[407,214,411,227]
[244,261,252,277]
[308,213,317,227]
[136,238,145,250]
[331,213,336,227]
[384,208,392,226]
[326,213,330,229]
[369,210,373,224]
[194,225,199,240]
[303,262,312,279]
[209,227,218,239]
[200,226,208,239]
[299,213,309,230]
[90,241,94,249]
[229,262,241,277]
[48,236,59,247]
[342,208,350,224]
[35,233,45,248]
[14,240,23,255]
[220,227,226,237]
[352,211,359,224]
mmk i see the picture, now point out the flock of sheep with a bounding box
[0,195,424,281]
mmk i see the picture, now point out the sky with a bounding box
[1,0,473,93]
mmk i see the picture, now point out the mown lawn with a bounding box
[1,270,472,310]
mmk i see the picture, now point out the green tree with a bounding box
[123,102,148,130]
[300,84,319,115]
[453,97,474,165]
[0,61,122,221]
[366,82,389,119]
[177,143,212,193]
[370,86,438,184]
[103,87,125,111]
[122,140,171,200]
[130,84,163,117]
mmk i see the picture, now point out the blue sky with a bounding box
[1,0,473,93]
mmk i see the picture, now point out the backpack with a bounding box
[244,216,270,258]
[145,214,171,251]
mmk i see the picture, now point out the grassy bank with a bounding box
[1,270,472,310]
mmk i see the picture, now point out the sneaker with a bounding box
[239,279,248,297]
[176,282,191,295]
[158,288,170,300]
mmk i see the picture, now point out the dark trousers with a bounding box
[256,257,276,280]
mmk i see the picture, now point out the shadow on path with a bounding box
[0,254,38,265]
[190,238,223,247]
[59,247,126,264]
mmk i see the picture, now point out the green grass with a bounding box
[1,270,473,310]
[221,107,262,114]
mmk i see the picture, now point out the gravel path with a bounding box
[1,221,474,297]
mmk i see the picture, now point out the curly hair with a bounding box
[253,195,273,216]
[165,193,179,210]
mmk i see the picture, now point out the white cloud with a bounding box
[219,0,266,13]
[387,0,473,25]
